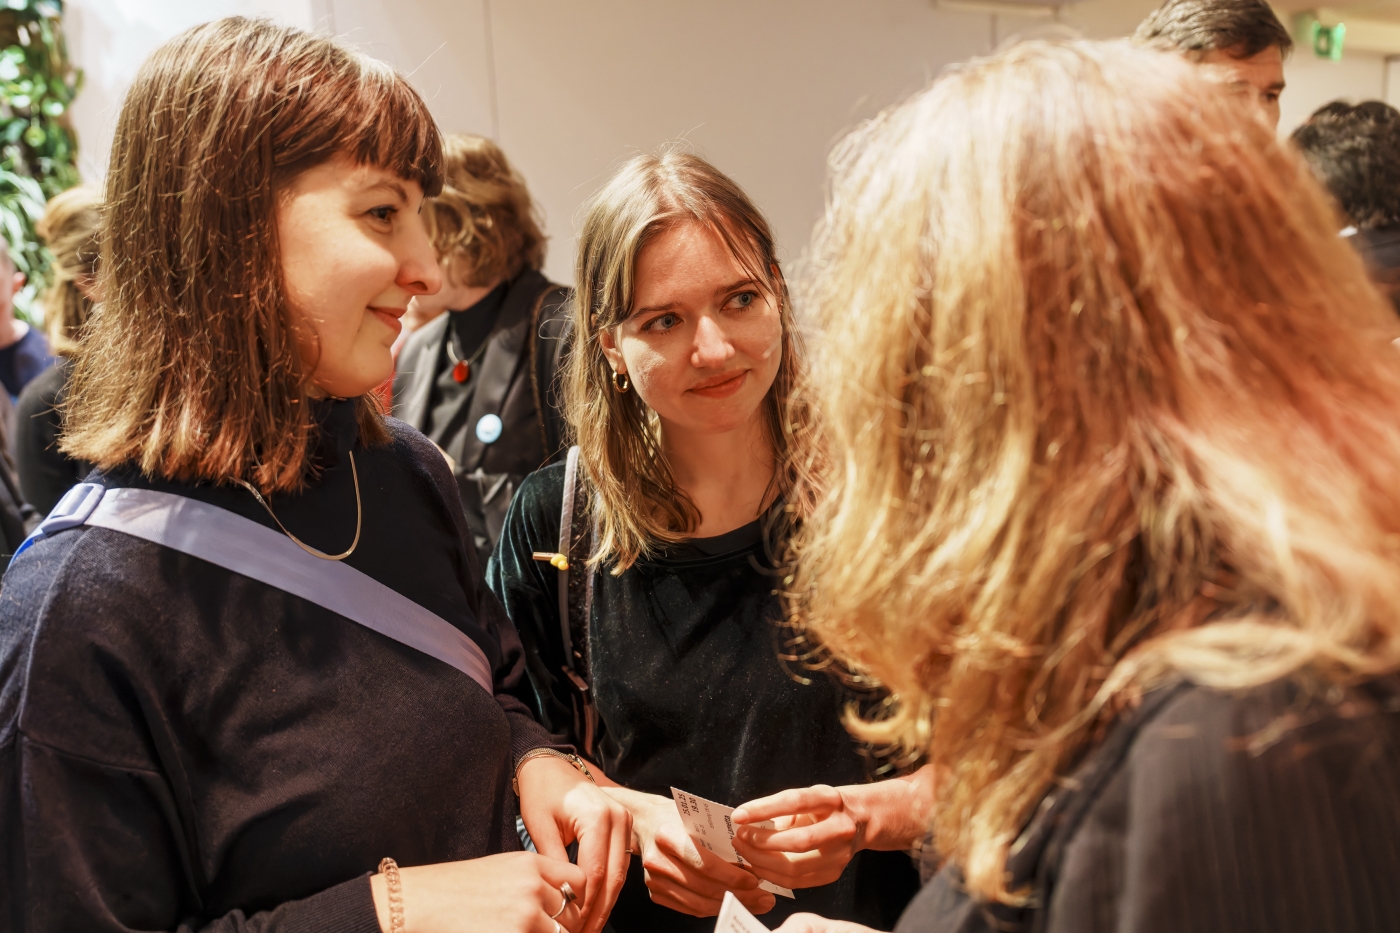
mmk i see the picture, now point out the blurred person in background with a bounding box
[393,134,570,562]
[1134,0,1291,130]
[0,239,52,403]
[15,185,99,515]
[1292,100,1400,311]
[0,18,631,933]
[773,38,1400,933]
[489,151,924,933]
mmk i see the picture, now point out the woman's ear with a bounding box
[598,326,626,375]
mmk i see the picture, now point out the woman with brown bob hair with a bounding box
[0,17,630,933]
[488,151,924,932]
[776,39,1400,933]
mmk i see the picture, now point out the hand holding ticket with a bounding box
[671,787,796,898]
[717,890,772,932]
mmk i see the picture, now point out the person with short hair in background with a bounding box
[768,38,1400,933]
[0,239,52,403]
[1291,99,1400,310]
[1134,0,1291,129]
[392,134,570,563]
[14,185,99,515]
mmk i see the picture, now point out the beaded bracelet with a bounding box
[378,857,406,933]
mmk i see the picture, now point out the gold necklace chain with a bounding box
[236,450,362,561]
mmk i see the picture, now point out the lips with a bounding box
[370,307,404,338]
[688,369,748,399]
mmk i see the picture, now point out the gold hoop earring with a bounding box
[612,371,630,393]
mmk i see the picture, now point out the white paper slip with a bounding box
[716,890,771,933]
[670,787,796,898]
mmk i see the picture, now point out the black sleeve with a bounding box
[14,365,83,516]
[1051,681,1400,933]
[390,419,565,763]
[8,739,381,933]
[485,465,579,745]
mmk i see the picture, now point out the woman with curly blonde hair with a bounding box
[778,38,1400,933]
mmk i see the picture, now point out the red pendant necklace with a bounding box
[446,331,488,384]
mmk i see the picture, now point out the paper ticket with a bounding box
[716,890,771,932]
[670,787,796,898]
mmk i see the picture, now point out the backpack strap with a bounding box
[12,482,496,695]
[556,446,599,757]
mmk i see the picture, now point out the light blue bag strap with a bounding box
[14,483,495,695]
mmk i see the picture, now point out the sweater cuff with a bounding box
[277,872,381,933]
[507,710,575,767]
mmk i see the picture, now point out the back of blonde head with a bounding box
[793,39,1400,902]
[38,185,100,355]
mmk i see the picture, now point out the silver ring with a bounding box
[553,923,563,933]
[549,881,577,920]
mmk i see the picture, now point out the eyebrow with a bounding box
[366,179,409,201]
[632,278,760,318]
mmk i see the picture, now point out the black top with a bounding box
[488,463,919,932]
[425,280,509,466]
[0,402,559,932]
[0,325,52,398]
[14,358,91,515]
[896,676,1400,933]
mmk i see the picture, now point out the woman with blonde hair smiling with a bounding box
[488,151,924,931]
[776,38,1400,933]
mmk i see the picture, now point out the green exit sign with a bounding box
[1312,20,1346,59]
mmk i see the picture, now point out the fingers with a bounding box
[733,785,842,825]
[642,868,778,918]
[527,857,588,933]
[735,814,858,854]
[598,808,631,932]
[532,852,590,904]
[572,807,631,933]
[653,825,759,889]
[527,809,571,863]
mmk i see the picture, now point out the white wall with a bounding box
[317,0,1165,284]
[64,0,1395,284]
[64,0,315,181]
[1280,48,1390,134]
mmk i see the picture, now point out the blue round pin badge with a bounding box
[475,413,503,444]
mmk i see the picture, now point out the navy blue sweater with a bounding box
[0,403,556,932]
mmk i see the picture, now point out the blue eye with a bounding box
[728,291,757,309]
[644,312,680,333]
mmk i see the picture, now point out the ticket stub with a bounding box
[670,787,796,899]
[716,890,771,932]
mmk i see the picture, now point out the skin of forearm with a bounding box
[843,765,935,852]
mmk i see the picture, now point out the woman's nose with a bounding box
[691,313,735,368]
[399,222,443,297]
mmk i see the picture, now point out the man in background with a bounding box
[392,134,570,562]
[1292,100,1400,311]
[1134,0,1292,130]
